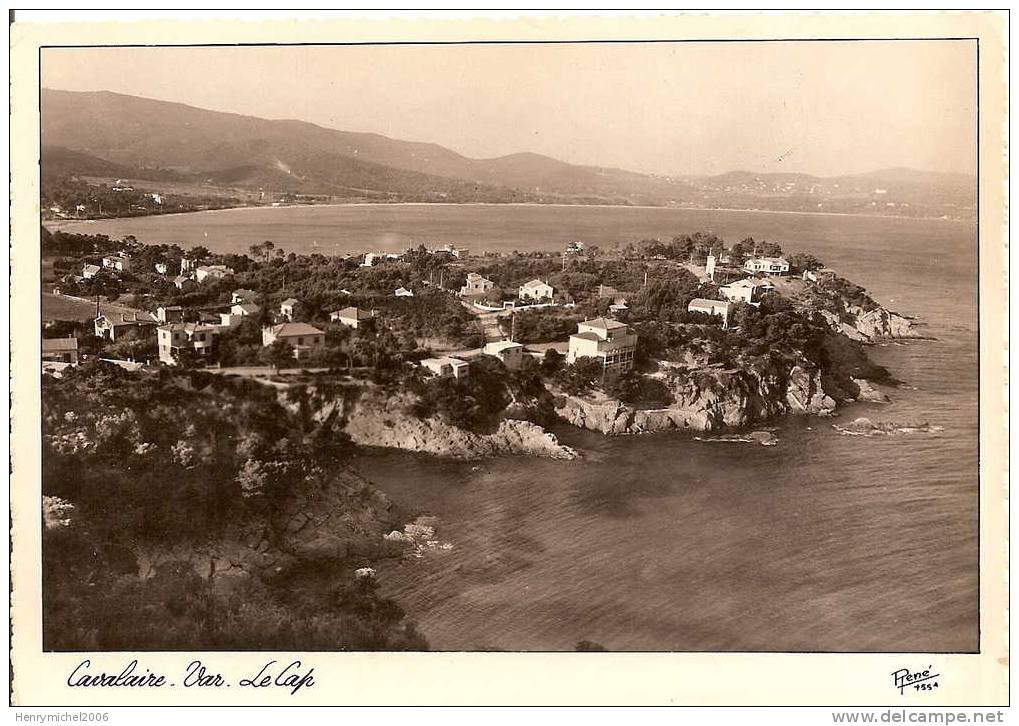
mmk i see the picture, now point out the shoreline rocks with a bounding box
[554,363,836,437]
[833,416,944,436]
[340,389,577,460]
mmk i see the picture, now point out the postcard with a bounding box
[9,10,1009,709]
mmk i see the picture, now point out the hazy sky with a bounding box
[42,40,977,177]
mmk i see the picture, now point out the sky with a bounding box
[42,40,977,178]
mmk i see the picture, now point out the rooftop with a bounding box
[484,340,524,353]
[579,317,629,331]
[268,322,324,337]
[333,306,374,320]
[42,337,78,352]
[689,298,731,307]
[281,298,299,306]
[421,356,469,367]
[159,322,222,333]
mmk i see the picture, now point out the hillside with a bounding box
[41,88,975,216]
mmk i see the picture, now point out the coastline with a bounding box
[43,200,975,231]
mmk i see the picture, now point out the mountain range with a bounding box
[40,89,976,216]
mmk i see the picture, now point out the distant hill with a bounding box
[41,88,976,216]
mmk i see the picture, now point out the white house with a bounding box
[155,305,184,323]
[154,262,169,275]
[82,264,101,280]
[395,287,414,297]
[262,322,326,360]
[230,302,260,317]
[419,356,470,379]
[803,267,837,283]
[157,322,222,365]
[519,279,554,301]
[567,317,637,372]
[743,257,790,275]
[688,298,734,328]
[194,265,234,283]
[279,298,299,320]
[459,272,495,297]
[483,340,525,370]
[101,253,132,272]
[330,306,374,329]
[232,288,258,304]
[719,278,772,304]
[172,275,193,290]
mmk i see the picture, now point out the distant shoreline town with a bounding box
[42,196,976,227]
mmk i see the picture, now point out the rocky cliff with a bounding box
[296,384,577,460]
[554,362,836,435]
[819,305,924,342]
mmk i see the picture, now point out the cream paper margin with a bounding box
[9,11,1008,706]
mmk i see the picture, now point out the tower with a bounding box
[706,253,716,282]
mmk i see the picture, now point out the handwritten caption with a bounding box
[67,659,315,695]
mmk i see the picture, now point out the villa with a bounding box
[483,340,526,369]
[459,272,495,297]
[82,263,101,279]
[232,288,258,304]
[567,317,637,372]
[231,302,260,317]
[101,253,132,272]
[157,322,222,365]
[688,298,734,328]
[261,322,325,359]
[194,265,235,282]
[330,306,374,329]
[743,256,790,275]
[519,279,554,301]
[419,356,470,379]
[803,267,837,283]
[94,312,158,341]
[719,278,773,304]
[155,305,184,324]
[279,298,300,320]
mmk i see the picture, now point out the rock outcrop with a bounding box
[312,386,577,460]
[850,377,891,403]
[554,363,835,436]
[851,306,924,340]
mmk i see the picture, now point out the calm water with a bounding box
[62,205,978,651]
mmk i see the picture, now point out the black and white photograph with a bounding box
[10,9,1009,712]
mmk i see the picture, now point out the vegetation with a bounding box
[42,362,426,651]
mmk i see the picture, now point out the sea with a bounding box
[51,204,979,652]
